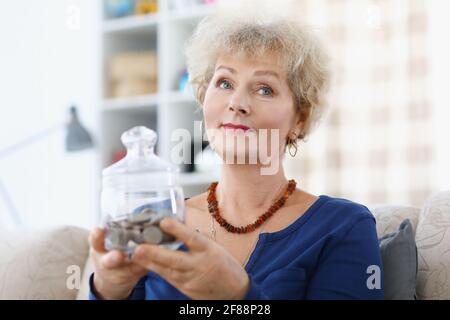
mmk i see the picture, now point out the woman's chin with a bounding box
[216,148,259,165]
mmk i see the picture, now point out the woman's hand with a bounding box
[89,228,148,300]
[131,218,250,300]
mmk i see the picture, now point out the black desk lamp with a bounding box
[0,105,94,225]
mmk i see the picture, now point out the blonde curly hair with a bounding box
[185,9,332,144]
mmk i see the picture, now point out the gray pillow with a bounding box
[379,219,418,300]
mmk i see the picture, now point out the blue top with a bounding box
[89,195,384,300]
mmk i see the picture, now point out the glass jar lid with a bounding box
[102,126,180,190]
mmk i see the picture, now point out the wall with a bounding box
[429,0,450,192]
[0,0,100,229]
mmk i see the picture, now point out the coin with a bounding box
[105,227,128,249]
[149,211,172,225]
[127,239,138,250]
[142,225,163,244]
[128,228,143,243]
[129,208,156,223]
[119,219,134,228]
[105,207,181,251]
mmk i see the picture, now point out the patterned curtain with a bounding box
[285,0,433,207]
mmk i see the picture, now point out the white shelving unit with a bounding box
[99,1,220,198]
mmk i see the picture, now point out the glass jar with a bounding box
[100,126,185,255]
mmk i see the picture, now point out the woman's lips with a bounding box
[221,124,256,137]
[222,123,251,131]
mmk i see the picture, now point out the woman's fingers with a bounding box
[138,260,186,284]
[89,228,107,254]
[133,244,192,271]
[89,229,128,270]
[90,220,205,276]
[159,218,209,251]
[90,228,130,269]
[127,262,148,276]
[100,250,128,269]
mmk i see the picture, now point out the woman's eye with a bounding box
[218,79,232,90]
[257,86,274,96]
[216,79,273,96]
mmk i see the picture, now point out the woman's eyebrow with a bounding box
[216,65,280,79]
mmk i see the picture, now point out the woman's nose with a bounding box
[228,103,250,115]
[228,96,251,115]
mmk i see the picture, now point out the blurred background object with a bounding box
[282,0,447,208]
[109,51,158,97]
[135,0,158,15]
[0,0,99,230]
[66,106,94,152]
[105,0,136,18]
[0,106,93,225]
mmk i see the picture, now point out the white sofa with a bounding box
[1,190,449,300]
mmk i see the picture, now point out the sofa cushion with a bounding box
[0,226,89,299]
[379,219,418,300]
[415,190,450,300]
[369,204,420,238]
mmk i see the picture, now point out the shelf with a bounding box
[103,14,160,34]
[101,4,216,34]
[99,0,219,195]
[167,91,196,104]
[101,92,197,112]
[102,94,160,112]
[168,5,217,22]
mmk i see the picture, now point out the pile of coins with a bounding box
[104,207,176,252]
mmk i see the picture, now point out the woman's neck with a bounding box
[215,163,289,224]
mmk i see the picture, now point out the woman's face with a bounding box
[203,52,300,168]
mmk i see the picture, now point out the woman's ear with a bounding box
[296,102,313,138]
[291,111,305,139]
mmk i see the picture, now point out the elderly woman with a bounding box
[89,11,383,300]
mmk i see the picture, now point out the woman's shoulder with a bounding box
[319,194,374,220]
[288,190,374,223]
[307,194,376,236]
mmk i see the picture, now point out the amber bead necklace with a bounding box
[206,179,297,235]
[206,179,296,266]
